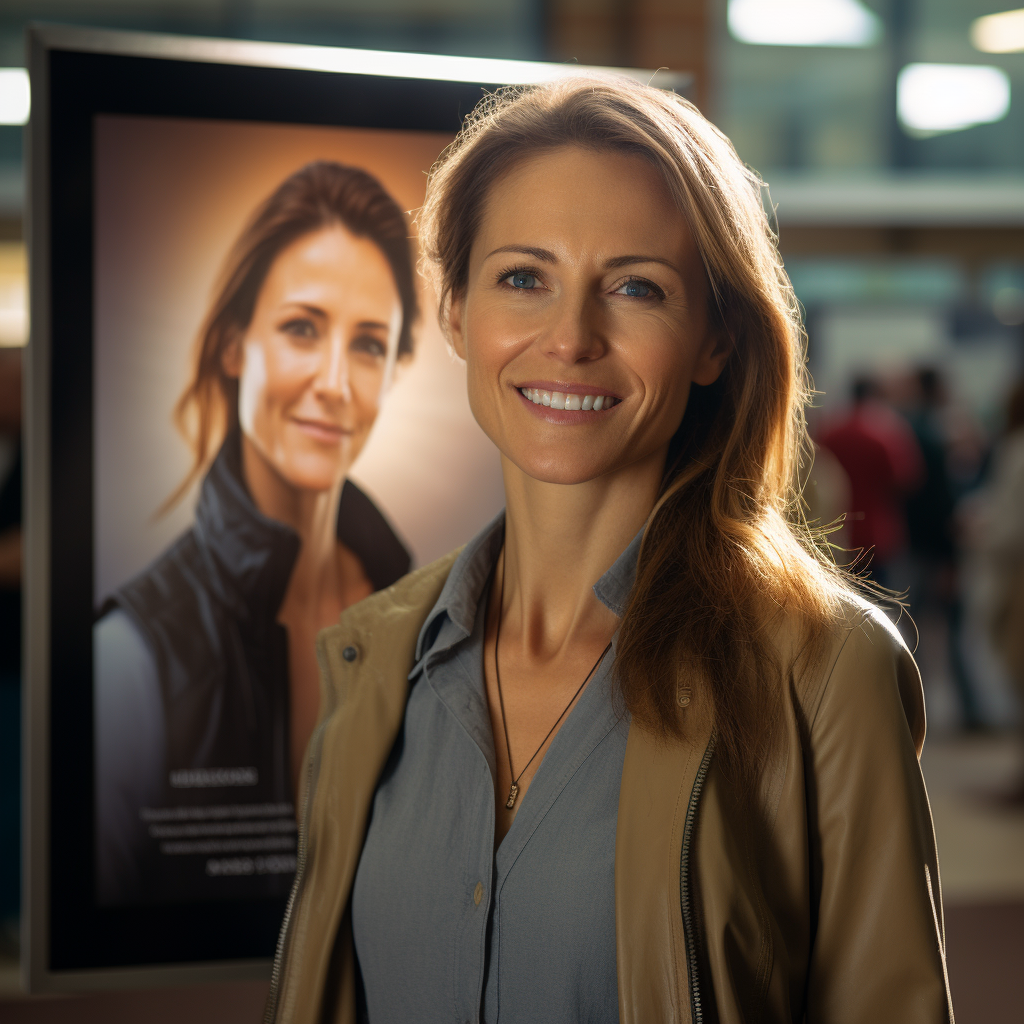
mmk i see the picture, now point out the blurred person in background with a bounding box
[818,375,924,588]
[979,378,1024,800]
[904,366,985,730]
[0,346,21,953]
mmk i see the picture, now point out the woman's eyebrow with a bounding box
[354,320,390,331]
[604,254,680,273]
[484,244,557,263]
[282,302,328,318]
[482,246,680,275]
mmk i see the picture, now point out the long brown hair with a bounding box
[419,77,850,785]
[166,160,419,509]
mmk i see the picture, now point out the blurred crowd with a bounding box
[810,363,1024,800]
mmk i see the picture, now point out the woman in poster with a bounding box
[95,161,418,904]
[268,78,952,1022]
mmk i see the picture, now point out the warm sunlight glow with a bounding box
[971,8,1024,54]
[0,244,27,348]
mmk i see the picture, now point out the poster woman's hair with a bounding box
[419,76,851,786]
[167,160,418,508]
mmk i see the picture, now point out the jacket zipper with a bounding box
[263,673,337,1023]
[679,733,716,1024]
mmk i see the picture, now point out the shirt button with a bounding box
[342,645,358,663]
[473,882,484,907]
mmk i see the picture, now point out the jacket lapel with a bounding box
[616,714,713,1024]
[268,551,460,1024]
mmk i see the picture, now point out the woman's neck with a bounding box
[498,444,666,658]
[240,434,346,618]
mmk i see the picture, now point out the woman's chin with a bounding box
[507,450,623,487]
[275,454,351,494]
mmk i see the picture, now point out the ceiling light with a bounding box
[727,0,880,47]
[897,63,1010,134]
[971,8,1024,53]
[0,68,29,126]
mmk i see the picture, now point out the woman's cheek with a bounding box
[272,343,322,405]
[353,362,387,415]
[237,341,269,438]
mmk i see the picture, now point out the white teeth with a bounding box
[518,387,618,411]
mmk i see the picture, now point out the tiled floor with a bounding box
[922,733,1024,1023]
[945,901,1024,1024]
[922,733,1024,902]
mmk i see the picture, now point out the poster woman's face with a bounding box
[226,225,402,493]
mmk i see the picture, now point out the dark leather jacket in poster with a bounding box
[97,432,410,905]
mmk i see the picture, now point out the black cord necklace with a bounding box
[494,547,613,810]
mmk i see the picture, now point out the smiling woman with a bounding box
[92,162,418,906]
[267,80,953,1024]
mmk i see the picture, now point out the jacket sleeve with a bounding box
[804,608,954,1023]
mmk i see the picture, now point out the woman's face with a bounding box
[448,145,729,487]
[226,225,402,492]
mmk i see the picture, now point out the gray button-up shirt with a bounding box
[351,513,639,1023]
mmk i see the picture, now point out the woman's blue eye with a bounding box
[281,318,318,339]
[352,334,387,359]
[620,280,653,298]
[509,272,537,290]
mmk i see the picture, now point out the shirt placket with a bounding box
[421,641,498,1024]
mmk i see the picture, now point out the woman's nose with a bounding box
[315,333,352,403]
[542,291,606,364]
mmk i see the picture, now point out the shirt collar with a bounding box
[592,526,644,618]
[414,510,506,663]
[413,511,644,665]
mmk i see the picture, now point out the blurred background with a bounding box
[1,1,1023,1021]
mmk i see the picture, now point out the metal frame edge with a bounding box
[22,24,275,995]
[23,22,52,998]
[25,22,693,94]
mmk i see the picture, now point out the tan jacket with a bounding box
[265,551,954,1024]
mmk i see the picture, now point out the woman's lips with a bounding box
[517,386,622,412]
[291,417,350,444]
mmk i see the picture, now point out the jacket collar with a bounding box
[190,431,412,625]
[192,431,301,626]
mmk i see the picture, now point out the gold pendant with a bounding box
[505,782,519,809]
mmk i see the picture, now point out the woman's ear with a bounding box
[446,292,467,361]
[220,335,243,378]
[692,329,732,387]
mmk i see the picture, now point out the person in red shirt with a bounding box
[819,376,924,586]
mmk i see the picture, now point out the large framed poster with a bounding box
[24,24,690,990]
